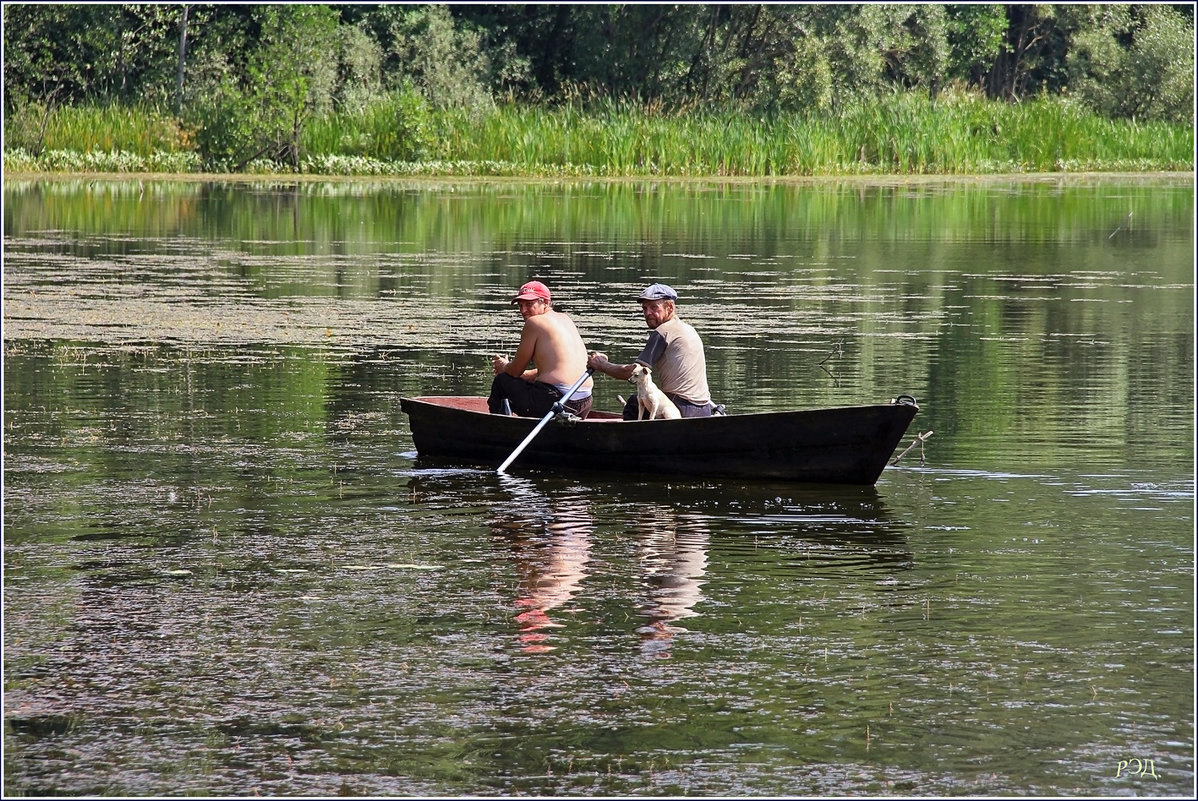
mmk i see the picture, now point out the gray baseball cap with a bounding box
[637,283,678,302]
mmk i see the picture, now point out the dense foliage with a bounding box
[3,3,1193,174]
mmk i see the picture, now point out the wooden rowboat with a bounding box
[399,395,920,485]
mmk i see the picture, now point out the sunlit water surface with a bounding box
[3,176,1193,796]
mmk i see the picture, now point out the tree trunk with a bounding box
[176,5,190,113]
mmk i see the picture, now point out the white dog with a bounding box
[630,364,681,420]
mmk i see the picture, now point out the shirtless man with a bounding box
[488,281,594,418]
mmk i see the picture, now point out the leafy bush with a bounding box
[185,75,261,170]
[182,6,340,170]
[381,4,494,112]
[1068,5,1195,124]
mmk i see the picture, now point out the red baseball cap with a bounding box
[512,281,551,303]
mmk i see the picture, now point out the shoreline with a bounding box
[4,169,1195,187]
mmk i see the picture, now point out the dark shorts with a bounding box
[489,373,592,419]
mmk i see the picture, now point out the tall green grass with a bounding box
[5,103,189,155]
[4,91,1192,176]
[436,92,1192,175]
[303,92,432,162]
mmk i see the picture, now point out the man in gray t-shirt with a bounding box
[588,283,720,419]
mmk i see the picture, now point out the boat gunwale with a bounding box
[402,395,919,421]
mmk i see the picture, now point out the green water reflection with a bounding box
[3,176,1193,796]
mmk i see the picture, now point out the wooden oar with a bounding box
[497,369,593,474]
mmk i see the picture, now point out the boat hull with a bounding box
[400,396,920,485]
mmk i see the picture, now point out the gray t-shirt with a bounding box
[635,316,711,405]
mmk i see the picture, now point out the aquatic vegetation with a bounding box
[3,93,1192,176]
[5,147,203,174]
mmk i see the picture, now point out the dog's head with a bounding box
[630,364,652,382]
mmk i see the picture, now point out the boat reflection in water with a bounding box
[415,469,908,657]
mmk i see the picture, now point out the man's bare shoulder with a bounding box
[528,310,574,333]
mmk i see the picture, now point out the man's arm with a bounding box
[589,329,666,381]
[587,351,636,381]
[497,322,540,380]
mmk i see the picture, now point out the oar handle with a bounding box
[497,368,593,474]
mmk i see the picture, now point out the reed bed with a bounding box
[303,93,432,162]
[5,103,190,156]
[5,93,1192,176]
[438,93,1191,175]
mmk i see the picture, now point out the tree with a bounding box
[687,5,951,113]
[564,5,707,102]
[1,4,176,154]
[367,4,494,111]
[185,4,338,169]
[3,4,118,107]
[880,4,951,91]
[4,0,1195,151]
[1067,4,1194,123]
[334,23,384,113]
[452,4,581,99]
[249,4,338,167]
[945,4,1008,87]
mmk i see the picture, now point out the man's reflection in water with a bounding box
[633,508,709,659]
[490,491,593,654]
[490,480,710,657]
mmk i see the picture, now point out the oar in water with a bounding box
[497,369,593,474]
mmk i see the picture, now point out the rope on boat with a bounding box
[891,430,934,466]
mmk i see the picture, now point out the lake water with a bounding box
[3,175,1194,797]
